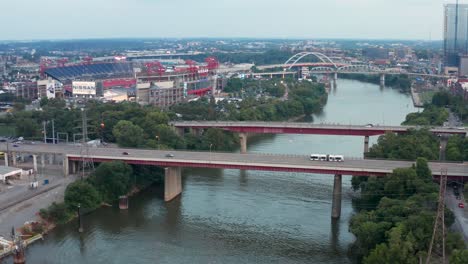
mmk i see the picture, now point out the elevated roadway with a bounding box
[2,143,466,218]
[171,121,467,154]
[1,143,466,178]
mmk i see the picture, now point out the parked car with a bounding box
[458,202,465,209]
[12,144,19,147]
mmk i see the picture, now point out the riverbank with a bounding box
[411,86,423,107]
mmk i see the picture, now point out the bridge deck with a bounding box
[171,121,467,136]
[1,143,467,177]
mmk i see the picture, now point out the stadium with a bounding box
[42,57,219,104]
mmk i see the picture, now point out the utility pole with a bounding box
[426,168,448,264]
[51,119,55,144]
[43,121,47,143]
[79,108,94,180]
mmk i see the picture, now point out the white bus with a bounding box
[310,154,344,162]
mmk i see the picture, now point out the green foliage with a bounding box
[432,91,468,123]
[450,249,468,264]
[39,202,73,224]
[366,130,439,161]
[402,105,448,126]
[446,136,468,161]
[349,158,445,262]
[112,120,145,148]
[64,180,101,210]
[340,73,412,92]
[363,225,418,264]
[90,161,133,202]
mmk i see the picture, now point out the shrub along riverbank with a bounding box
[351,98,468,262]
[39,161,163,225]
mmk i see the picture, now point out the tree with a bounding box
[91,161,133,202]
[64,181,101,210]
[364,225,418,264]
[450,249,468,264]
[112,120,145,147]
[415,158,431,180]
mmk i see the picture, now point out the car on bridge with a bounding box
[122,152,129,155]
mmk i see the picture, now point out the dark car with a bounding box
[122,152,129,155]
[12,144,19,147]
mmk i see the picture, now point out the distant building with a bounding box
[363,47,388,60]
[72,81,96,98]
[37,79,62,99]
[459,55,468,76]
[452,80,468,100]
[444,3,468,67]
[15,82,38,100]
[149,81,184,108]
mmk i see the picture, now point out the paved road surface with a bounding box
[1,143,467,177]
[170,121,467,136]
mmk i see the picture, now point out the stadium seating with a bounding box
[45,63,134,82]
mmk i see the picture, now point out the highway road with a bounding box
[170,121,467,136]
[1,143,467,177]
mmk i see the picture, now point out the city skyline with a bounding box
[0,0,465,41]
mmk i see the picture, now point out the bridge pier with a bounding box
[11,151,17,166]
[40,154,45,167]
[239,133,247,154]
[165,167,182,202]
[380,73,385,87]
[174,127,184,137]
[190,128,203,137]
[439,136,448,161]
[333,72,338,81]
[63,156,69,177]
[331,174,342,219]
[364,136,370,154]
[4,152,8,166]
[33,154,38,173]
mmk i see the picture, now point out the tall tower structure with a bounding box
[444,2,468,68]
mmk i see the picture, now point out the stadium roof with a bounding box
[45,62,134,82]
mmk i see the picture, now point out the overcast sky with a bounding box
[0,0,464,40]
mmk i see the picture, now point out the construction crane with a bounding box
[144,61,166,77]
[82,56,93,65]
[205,57,219,70]
[39,58,53,78]
[56,58,68,67]
[185,59,198,78]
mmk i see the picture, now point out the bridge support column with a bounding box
[11,152,16,166]
[331,174,342,219]
[63,156,69,177]
[4,151,9,166]
[165,167,182,202]
[48,154,54,165]
[239,133,247,154]
[33,154,38,173]
[364,136,370,155]
[380,73,385,86]
[333,72,338,81]
[175,127,184,137]
[40,154,45,167]
[190,128,203,137]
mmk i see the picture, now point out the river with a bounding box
[19,80,417,264]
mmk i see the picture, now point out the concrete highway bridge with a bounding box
[1,143,467,219]
[170,121,467,154]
